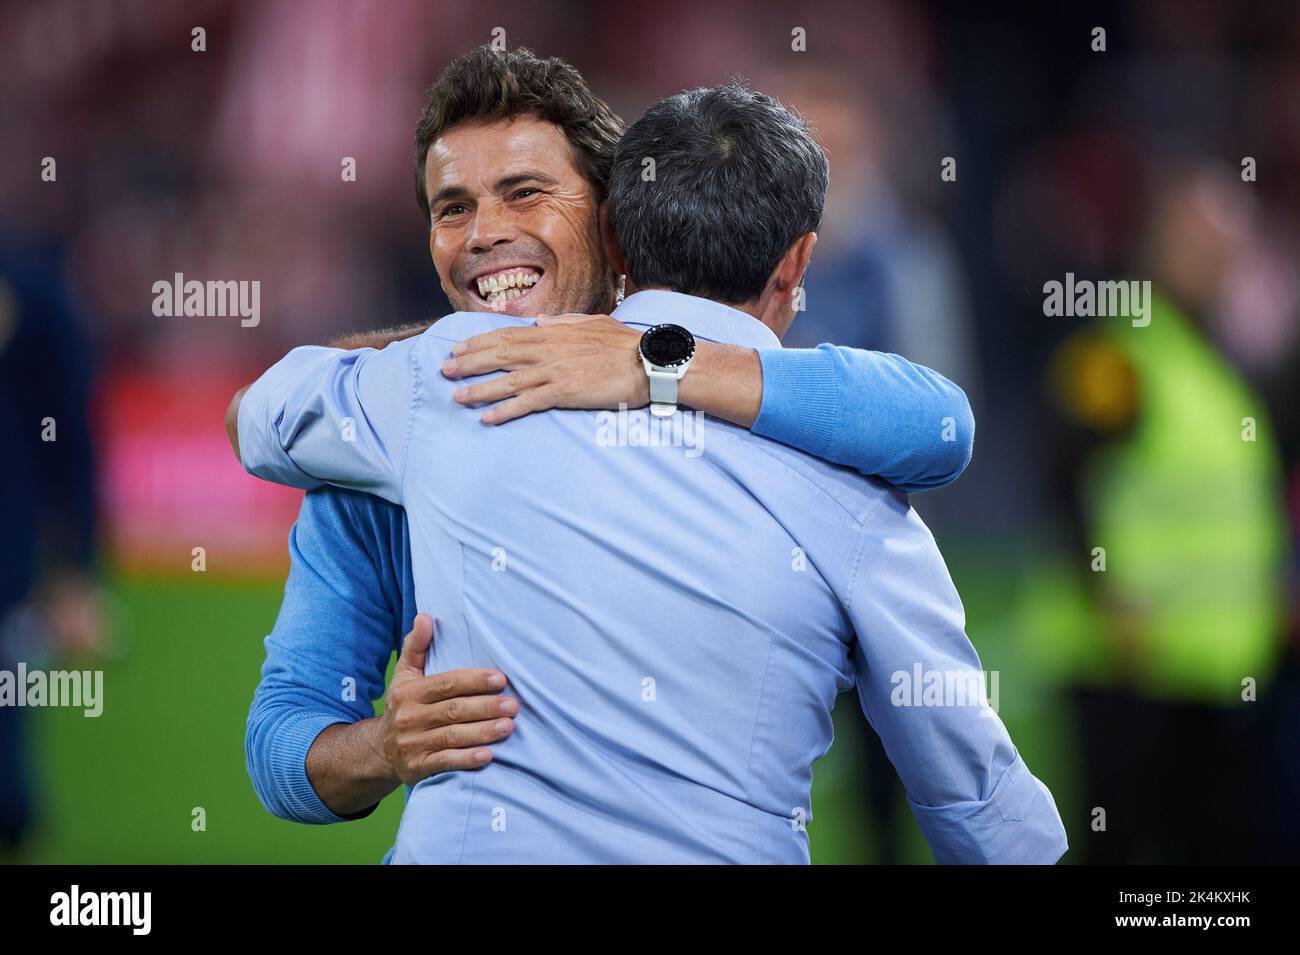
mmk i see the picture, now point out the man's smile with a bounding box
[468,265,546,312]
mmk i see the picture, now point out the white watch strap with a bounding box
[647,365,678,417]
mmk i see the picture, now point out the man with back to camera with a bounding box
[232,74,1067,863]
[240,46,985,844]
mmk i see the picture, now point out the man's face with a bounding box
[424,117,613,316]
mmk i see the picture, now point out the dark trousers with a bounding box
[0,703,33,852]
[1071,684,1264,864]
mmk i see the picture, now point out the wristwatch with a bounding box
[638,324,696,417]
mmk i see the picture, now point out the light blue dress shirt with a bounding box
[238,290,1067,864]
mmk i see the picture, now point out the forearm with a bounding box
[226,385,249,460]
[444,319,973,491]
[682,341,975,492]
[328,321,432,351]
[680,344,976,490]
[245,700,376,825]
[304,717,400,817]
[754,344,975,491]
[678,342,763,428]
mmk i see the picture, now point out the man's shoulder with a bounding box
[724,426,907,529]
[423,311,536,344]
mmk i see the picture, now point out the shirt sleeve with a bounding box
[842,491,1068,863]
[245,487,408,825]
[237,336,423,504]
[752,344,975,492]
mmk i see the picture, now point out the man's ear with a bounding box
[599,203,628,275]
[774,232,817,296]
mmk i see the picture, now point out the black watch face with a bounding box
[641,324,696,367]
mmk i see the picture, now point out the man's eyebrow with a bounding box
[494,171,560,192]
[428,183,473,209]
[428,172,559,210]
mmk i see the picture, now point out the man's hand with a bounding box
[379,613,517,784]
[441,314,764,428]
[304,613,517,816]
[37,569,108,657]
[441,315,647,424]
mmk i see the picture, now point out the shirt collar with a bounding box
[612,289,782,349]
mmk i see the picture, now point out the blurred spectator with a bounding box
[779,68,979,396]
[1035,166,1287,863]
[0,235,103,858]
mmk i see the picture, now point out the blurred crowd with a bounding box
[1,0,1297,862]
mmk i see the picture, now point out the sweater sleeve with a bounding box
[752,344,974,492]
[245,487,408,824]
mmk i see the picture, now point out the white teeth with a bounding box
[476,268,541,300]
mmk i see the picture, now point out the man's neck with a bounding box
[628,284,780,338]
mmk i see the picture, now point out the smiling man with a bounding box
[238,47,985,857]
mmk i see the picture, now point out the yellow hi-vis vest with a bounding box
[1026,293,1285,703]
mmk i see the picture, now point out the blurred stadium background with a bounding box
[1,0,1297,863]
